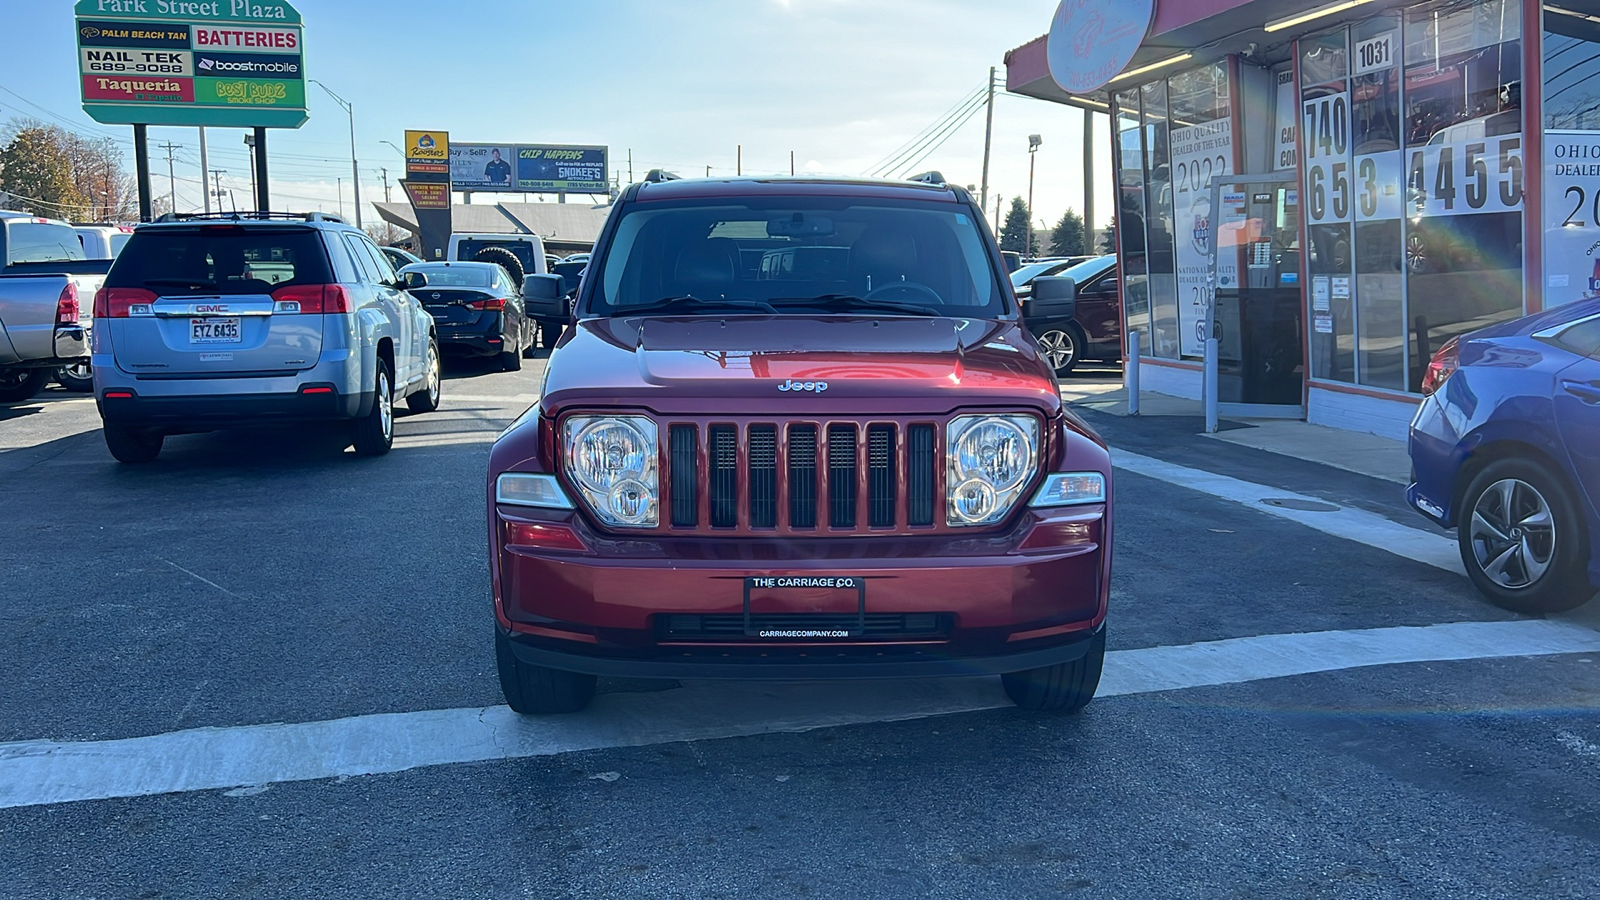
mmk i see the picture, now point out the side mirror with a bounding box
[400,270,428,290]
[522,273,564,302]
[1029,276,1076,319]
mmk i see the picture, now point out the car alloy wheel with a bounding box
[1036,328,1079,375]
[1405,233,1429,275]
[378,370,393,441]
[1468,477,1556,590]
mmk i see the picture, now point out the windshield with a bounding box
[5,221,86,265]
[457,238,536,273]
[406,264,494,287]
[105,228,332,295]
[1059,255,1116,283]
[585,198,1009,317]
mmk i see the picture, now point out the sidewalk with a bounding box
[1060,378,1412,485]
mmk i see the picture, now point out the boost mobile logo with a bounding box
[778,379,828,393]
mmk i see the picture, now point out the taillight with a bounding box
[55,283,80,325]
[94,287,157,318]
[1421,337,1460,397]
[467,296,506,311]
[270,284,351,314]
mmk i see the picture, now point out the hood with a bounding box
[539,315,1062,417]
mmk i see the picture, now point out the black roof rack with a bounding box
[152,211,347,224]
[907,171,946,186]
[642,169,681,183]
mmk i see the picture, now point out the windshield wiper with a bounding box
[620,295,778,315]
[773,294,940,317]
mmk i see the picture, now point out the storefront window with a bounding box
[1167,62,1233,359]
[1543,5,1600,310]
[1115,89,1151,349]
[1402,0,1524,391]
[1353,14,1407,391]
[1142,80,1182,359]
[1302,28,1357,382]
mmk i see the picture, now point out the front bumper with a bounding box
[492,506,1110,678]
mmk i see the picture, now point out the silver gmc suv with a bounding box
[92,212,442,463]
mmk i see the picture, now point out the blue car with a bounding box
[1408,299,1600,613]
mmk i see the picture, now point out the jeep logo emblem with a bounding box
[778,379,828,393]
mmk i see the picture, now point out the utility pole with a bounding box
[737,145,741,176]
[380,167,391,202]
[994,194,1002,235]
[790,150,795,176]
[980,66,996,213]
[158,141,182,213]
[1083,107,1095,251]
[210,169,227,210]
[243,133,258,210]
[198,126,211,212]
[627,149,633,183]
[1026,135,1042,258]
[337,177,344,219]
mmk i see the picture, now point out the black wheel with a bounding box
[499,339,523,372]
[1035,325,1083,376]
[496,628,596,714]
[351,363,394,456]
[1458,458,1594,613]
[56,362,94,393]
[472,247,525,290]
[407,339,441,413]
[0,368,51,403]
[103,424,163,463]
[1002,626,1105,712]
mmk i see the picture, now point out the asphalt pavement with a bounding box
[2,360,1598,899]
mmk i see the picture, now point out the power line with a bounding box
[865,85,987,178]
[876,89,990,180]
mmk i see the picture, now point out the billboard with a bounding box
[450,144,516,190]
[74,0,307,129]
[444,144,609,193]
[405,130,450,175]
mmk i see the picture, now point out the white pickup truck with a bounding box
[0,212,111,402]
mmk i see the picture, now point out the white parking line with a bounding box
[3,619,1596,810]
[1111,449,1465,575]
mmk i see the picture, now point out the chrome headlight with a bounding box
[946,415,1039,526]
[563,415,658,527]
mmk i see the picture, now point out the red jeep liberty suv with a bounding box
[487,174,1112,713]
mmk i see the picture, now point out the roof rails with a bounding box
[642,169,681,183]
[907,171,947,186]
[152,211,348,224]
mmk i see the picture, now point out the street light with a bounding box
[311,80,363,228]
[1026,134,1042,258]
[380,140,405,158]
[243,133,258,210]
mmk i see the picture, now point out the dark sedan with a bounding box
[1408,299,1600,613]
[400,261,534,372]
[1014,255,1122,375]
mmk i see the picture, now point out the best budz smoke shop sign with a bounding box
[75,0,307,128]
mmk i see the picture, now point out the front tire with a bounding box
[103,425,163,463]
[0,368,51,403]
[406,339,441,413]
[496,628,596,714]
[1002,626,1105,712]
[56,362,94,393]
[1458,458,1593,613]
[351,363,394,456]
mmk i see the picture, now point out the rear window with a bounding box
[457,239,535,273]
[409,265,493,287]
[5,222,86,265]
[107,228,331,295]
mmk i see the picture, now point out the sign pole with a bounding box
[133,124,153,222]
[198,127,211,213]
[253,127,269,214]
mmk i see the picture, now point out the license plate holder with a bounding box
[190,317,241,344]
[742,575,866,638]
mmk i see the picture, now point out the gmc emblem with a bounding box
[195,304,228,313]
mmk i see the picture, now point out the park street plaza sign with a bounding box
[74,0,308,128]
[1046,0,1154,94]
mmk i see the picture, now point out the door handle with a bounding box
[1562,380,1600,405]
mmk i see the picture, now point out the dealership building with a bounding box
[1006,0,1599,439]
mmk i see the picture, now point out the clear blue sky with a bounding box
[6,0,1112,233]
